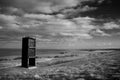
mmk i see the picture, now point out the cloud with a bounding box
[0,26,3,29]
[0,12,114,43]
[60,5,97,19]
[0,7,24,16]
[80,0,120,19]
[90,29,111,36]
[0,14,45,31]
[59,0,109,19]
[59,32,92,39]
[0,0,108,14]
[0,0,120,49]
[44,17,96,40]
[24,13,55,20]
[0,0,79,13]
[0,14,16,22]
[0,12,119,45]
[103,22,120,29]
[0,13,95,42]
[0,14,19,30]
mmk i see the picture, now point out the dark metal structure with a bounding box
[22,37,36,68]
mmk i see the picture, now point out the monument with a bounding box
[22,37,36,68]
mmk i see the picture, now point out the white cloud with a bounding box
[96,29,110,36]
[91,29,111,37]
[56,14,65,18]
[0,0,80,13]
[0,14,16,22]
[0,14,41,32]
[0,0,106,14]
[43,17,96,40]
[0,13,114,44]
[24,14,54,20]
[60,32,92,39]
[0,26,3,29]
[0,14,20,30]
[103,22,119,29]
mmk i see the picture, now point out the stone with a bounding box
[34,74,40,78]
[77,78,85,80]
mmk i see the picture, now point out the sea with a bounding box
[0,48,117,57]
[0,48,92,58]
[0,48,72,57]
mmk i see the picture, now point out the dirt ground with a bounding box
[0,50,120,80]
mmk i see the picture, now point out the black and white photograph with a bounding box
[0,0,120,80]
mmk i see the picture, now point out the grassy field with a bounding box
[0,50,120,80]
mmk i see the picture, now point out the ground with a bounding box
[0,50,120,80]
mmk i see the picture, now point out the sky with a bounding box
[0,0,120,49]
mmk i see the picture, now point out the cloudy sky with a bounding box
[0,0,120,49]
